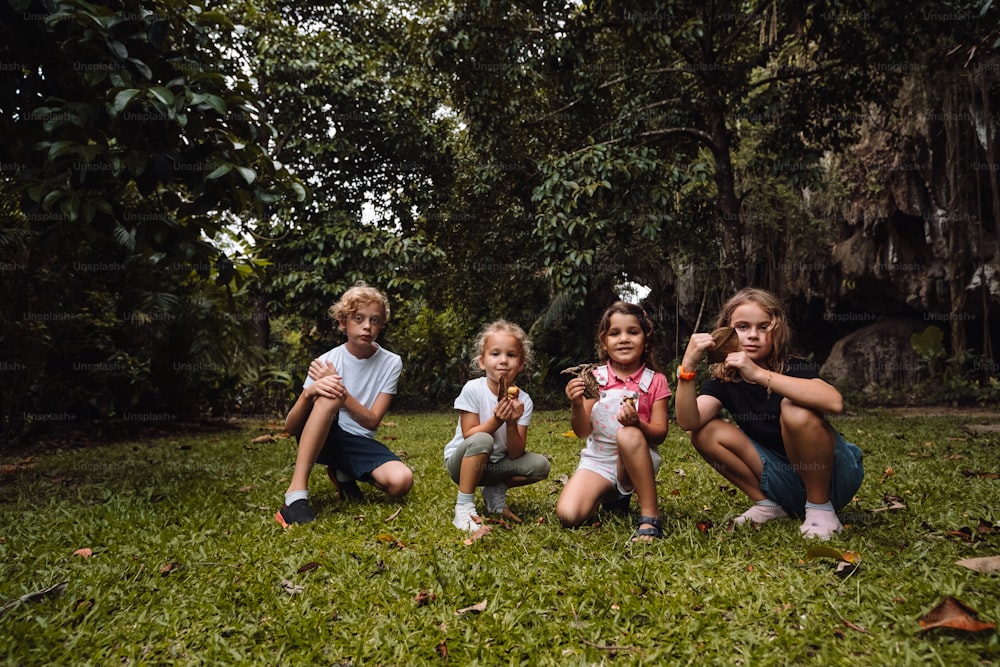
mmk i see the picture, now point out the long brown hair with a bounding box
[711,288,791,381]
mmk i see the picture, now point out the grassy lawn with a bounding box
[2,408,999,665]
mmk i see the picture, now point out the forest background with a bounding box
[2,0,1000,450]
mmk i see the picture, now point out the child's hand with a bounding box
[682,333,716,368]
[723,351,765,384]
[307,373,345,401]
[617,400,640,427]
[494,397,524,423]
[308,359,338,381]
[565,377,588,404]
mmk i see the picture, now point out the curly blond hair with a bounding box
[328,282,391,332]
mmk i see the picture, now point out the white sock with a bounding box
[285,489,308,506]
[456,491,475,507]
[800,501,843,539]
[734,499,788,525]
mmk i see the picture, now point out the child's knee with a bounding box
[779,398,823,431]
[380,462,414,497]
[616,426,645,452]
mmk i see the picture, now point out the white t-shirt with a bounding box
[443,377,533,463]
[303,343,402,438]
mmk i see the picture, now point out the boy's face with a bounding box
[342,301,386,346]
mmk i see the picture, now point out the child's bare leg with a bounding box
[690,419,766,499]
[556,469,613,527]
[616,426,659,533]
[780,399,842,539]
[286,396,341,494]
[690,420,787,524]
[369,460,414,498]
[459,453,489,494]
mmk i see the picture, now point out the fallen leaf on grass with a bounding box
[383,507,402,523]
[977,518,1000,535]
[0,581,68,618]
[73,598,94,613]
[918,596,996,635]
[238,485,255,492]
[435,639,448,658]
[375,533,407,548]
[960,469,999,479]
[73,548,93,558]
[955,556,1000,574]
[561,430,578,438]
[463,525,491,545]
[296,561,320,574]
[160,561,182,576]
[945,527,978,543]
[280,579,304,595]
[455,599,487,615]
[413,589,436,606]
[879,466,894,483]
[251,434,276,443]
[806,545,861,577]
[696,520,713,534]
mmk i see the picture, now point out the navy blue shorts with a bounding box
[751,431,864,517]
[313,421,401,481]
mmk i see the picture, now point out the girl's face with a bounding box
[478,333,524,385]
[601,312,646,369]
[729,301,773,363]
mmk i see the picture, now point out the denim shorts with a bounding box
[314,421,401,481]
[751,431,864,517]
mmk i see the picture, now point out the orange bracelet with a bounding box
[677,366,697,382]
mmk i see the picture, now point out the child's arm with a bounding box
[675,333,723,431]
[726,352,844,414]
[565,377,596,438]
[341,391,395,432]
[284,372,346,436]
[458,398,528,454]
[619,396,669,446]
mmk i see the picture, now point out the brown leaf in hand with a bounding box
[918,596,996,634]
[455,598,488,615]
[706,327,740,363]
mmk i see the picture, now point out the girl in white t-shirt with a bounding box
[444,320,551,531]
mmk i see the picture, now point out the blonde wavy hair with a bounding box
[469,319,534,375]
[328,282,391,333]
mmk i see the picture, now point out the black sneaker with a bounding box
[327,467,365,501]
[275,498,316,527]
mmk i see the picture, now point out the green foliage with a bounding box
[386,303,473,408]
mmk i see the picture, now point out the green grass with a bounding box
[2,409,1000,665]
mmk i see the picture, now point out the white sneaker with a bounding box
[452,503,481,531]
[481,484,508,514]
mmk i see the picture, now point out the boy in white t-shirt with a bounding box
[276,283,413,527]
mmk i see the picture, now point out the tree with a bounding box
[0,0,305,444]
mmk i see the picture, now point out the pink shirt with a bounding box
[600,363,671,422]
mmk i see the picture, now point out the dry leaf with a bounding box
[414,589,436,606]
[561,430,578,438]
[296,561,320,574]
[383,507,402,523]
[955,556,1000,574]
[918,596,996,634]
[960,469,1000,479]
[238,485,254,492]
[280,579,304,595]
[0,581,68,618]
[463,524,491,546]
[436,639,448,658]
[160,561,182,576]
[455,599,488,615]
[879,466,895,482]
[73,547,93,558]
[696,520,713,534]
[251,434,276,443]
[706,326,740,363]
